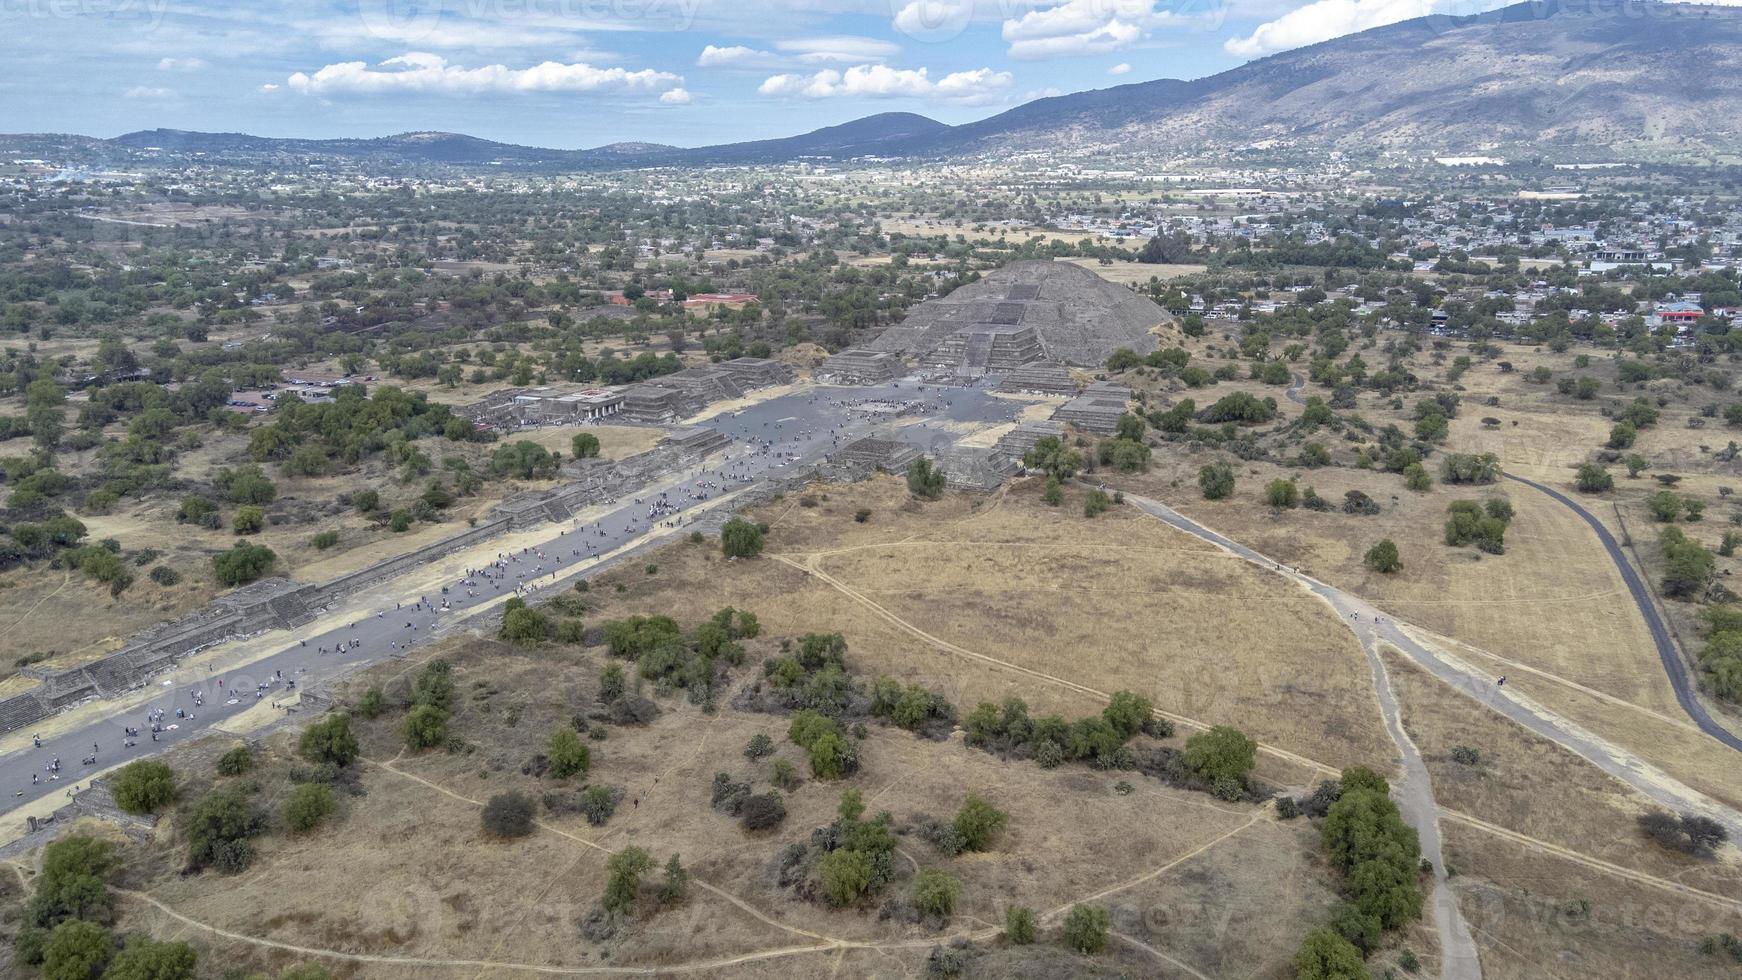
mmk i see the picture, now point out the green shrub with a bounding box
[1363,539,1401,574]
[547,728,591,779]
[109,760,175,815]
[912,869,962,920]
[298,713,359,767]
[402,705,449,751]
[1062,904,1109,954]
[720,517,765,558]
[481,792,535,838]
[284,784,336,833]
[1198,461,1235,500]
[215,746,254,777]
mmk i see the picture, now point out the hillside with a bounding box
[925,0,1742,157]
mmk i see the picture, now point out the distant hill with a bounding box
[916,0,1742,158]
[13,2,1742,168]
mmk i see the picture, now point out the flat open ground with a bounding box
[587,475,1392,781]
[71,521,1360,979]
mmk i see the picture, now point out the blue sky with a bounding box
[3,0,1506,148]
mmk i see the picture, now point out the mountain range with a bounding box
[11,0,1742,170]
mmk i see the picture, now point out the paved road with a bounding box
[1503,473,1742,754]
[0,379,1020,814]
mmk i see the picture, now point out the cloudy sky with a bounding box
[4,0,1515,148]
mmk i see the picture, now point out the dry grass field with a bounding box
[1059,258,1207,284]
[602,475,1394,779]
[45,487,1401,978]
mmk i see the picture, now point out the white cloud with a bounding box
[759,63,1012,104]
[659,87,693,104]
[283,53,684,99]
[775,35,901,63]
[156,57,207,72]
[1108,61,1131,74]
[1000,0,1196,60]
[697,44,766,67]
[1225,0,1445,57]
[260,83,279,92]
[701,36,901,69]
[124,86,175,99]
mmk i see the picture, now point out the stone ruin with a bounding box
[1051,380,1132,434]
[996,362,1079,396]
[815,348,902,385]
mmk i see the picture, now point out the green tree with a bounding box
[41,920,113,980]
[1023,436,1082,480]
[1062,904,1109,954]
[284,784,336,833]
[402,704,449,751]
[952,795,1010,852]
[1005,905,1037,944]
[211,542,276,586]
[215,746,253,777]
[1363,539,1401,574]
[571,432,601,458]
[499,605,551,644]
[109,761,175,815]
[298,713,359,767]
[1102,690,1153,739]
[547,728,591,779]
[183,785,262,873]
[1575,463,1614,493]
[720,517,765,559]
[1293,927,1370,980]
[907,457,946,500]
[1184,726,1256,785]
[100,937,196,980]
[912,869,962,919]
[659,853,689,905]
[817,847,876,907]
[1199,461,1235,500]
[603,846,655,915]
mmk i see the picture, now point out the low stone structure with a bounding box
[936,447,1021,492]
[816,348,902,385]
[830,435,920,478]
[994,420,1067,462]
[996,362,1078,396]
[1052,380,1132,434]
[619,384,703,424]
